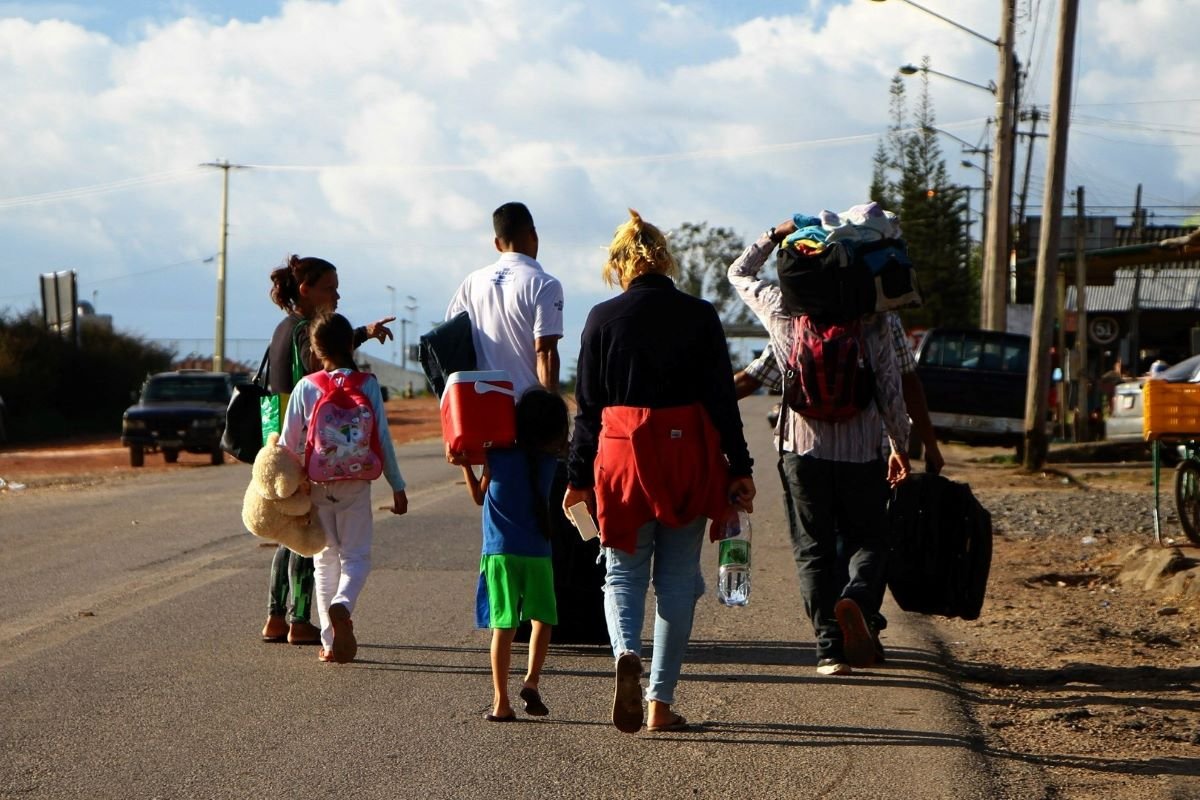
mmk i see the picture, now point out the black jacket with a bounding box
[567,273,752,488]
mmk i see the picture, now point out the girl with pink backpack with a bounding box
[280,312,409,663]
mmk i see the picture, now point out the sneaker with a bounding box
[834,597,876,668]
[816,658,851,676]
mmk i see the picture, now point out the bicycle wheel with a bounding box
[1173,460,1200,546]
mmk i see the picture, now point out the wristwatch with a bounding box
[765,227,780,245]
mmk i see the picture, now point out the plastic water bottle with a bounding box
[717,509,752,607]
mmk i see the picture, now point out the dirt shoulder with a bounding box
[2,409,1197,797]
[0,395,443,489]
[930,448,1200,799]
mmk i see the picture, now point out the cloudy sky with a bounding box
[1,0,1197,373]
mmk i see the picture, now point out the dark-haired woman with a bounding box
[259,255,394,645]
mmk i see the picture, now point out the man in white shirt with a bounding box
[446,202,563,394]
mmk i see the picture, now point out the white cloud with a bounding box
[0,0,1197,360]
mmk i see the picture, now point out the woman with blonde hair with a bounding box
[564,210,755,734]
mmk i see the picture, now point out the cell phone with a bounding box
[566,501,600,541]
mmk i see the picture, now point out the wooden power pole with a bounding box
[1023,0,1080,469]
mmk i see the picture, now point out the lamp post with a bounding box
[404,296,418,369]
[873,0,1019,331]
[961,159,990,256]
[385,284,397,364]
[898,63,995,95]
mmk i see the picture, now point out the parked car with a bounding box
[914,327,1042,456]
[121,371,233,467]
[1104,379,1145,442]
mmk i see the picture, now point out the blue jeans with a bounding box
[603,516,706,706]
[778,453,888,661]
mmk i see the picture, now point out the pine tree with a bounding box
[870,64,978,329]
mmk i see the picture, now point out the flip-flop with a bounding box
[484,712,516,723]
[519,687,549,717]
[612,651,644,734]
[328,603,357,664]
[646,714,689,733]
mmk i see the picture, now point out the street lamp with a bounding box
[961,159,991,253]
[385,285,397,364]
[404,296,419,369]
[870,0,999,47]
[872,0,1019,331]
[898,63,995,95]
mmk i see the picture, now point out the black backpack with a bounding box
[776,238,921,322]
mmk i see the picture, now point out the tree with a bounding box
[871,65,977,329]
[667,221,753,325]
[0,309,173,441]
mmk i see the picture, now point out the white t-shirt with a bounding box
[445,252,564,395]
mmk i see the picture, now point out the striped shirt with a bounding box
[728,235,912,462]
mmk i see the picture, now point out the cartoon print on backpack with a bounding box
[306,370,384,482]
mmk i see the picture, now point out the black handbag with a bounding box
[220,347,271,464]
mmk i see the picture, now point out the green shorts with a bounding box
[476,554,558,629]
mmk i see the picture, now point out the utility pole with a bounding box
[1130,183,1144,371]
[982,0,1018,332]
[1073,186,1089,443]
[1015,108,1042,255]
[201,160,247,372]
[1024,0,1080,469]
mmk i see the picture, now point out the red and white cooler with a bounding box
[440,370,517,465]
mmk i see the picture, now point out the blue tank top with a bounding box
[481,448,556,557]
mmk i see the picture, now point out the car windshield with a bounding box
[143,377,229,403]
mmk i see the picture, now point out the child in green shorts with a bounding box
[449,388,567,722]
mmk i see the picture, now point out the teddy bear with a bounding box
[241,432,326,556]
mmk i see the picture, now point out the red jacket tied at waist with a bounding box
[595,403,731,553]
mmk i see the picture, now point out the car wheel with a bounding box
[210,448,224,466]
[163,448,180,464]
[130,445,144,468]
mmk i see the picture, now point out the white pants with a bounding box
[310,480,373,650]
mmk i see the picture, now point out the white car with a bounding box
[1104,379,1145,442]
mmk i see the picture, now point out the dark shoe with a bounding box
[484,711,516,723]
[612,651,644,734]
[873,633,887,664]
[816,658,851,676]
[261,614,288,642]
[834,597,876,668]
[519,687,549,717]
[328,603,357,663]
[287,620,321,645]
[646,713,689,733]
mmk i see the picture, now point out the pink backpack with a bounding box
[304,370,384,482]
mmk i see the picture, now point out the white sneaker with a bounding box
[816,658,851,676]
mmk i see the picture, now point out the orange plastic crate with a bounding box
[1143,380,1200,440]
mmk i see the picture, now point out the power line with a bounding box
[0,168,207,210]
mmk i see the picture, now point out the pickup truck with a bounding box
[121,371,233,467]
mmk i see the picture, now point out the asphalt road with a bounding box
[0,396,1031,799]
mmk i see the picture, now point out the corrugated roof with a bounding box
[1067,267,1200,312]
